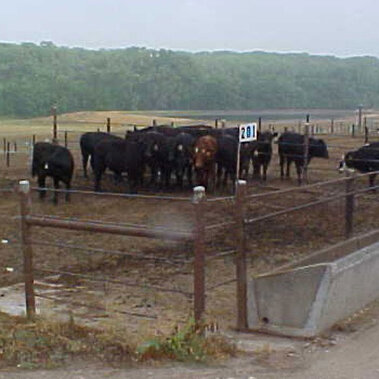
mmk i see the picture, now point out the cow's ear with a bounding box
[273,132,278,138]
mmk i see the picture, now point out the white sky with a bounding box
[2,0,379,57]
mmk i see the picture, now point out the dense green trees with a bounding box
[0,42,378,117]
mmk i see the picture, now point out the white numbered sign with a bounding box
[239,123,257,142]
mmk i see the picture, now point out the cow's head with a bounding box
[311,138,329,159]
[338,152,355,173]
[193,140,217,170]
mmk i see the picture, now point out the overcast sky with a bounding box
[2,0,379,57]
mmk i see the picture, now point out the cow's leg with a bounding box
[279,155,285,180]
[222,168,228,188]
[187,166,193,188]
[53,177,59,205]
[113,171,123,184]
[128,172,138,194]
[38,175,46,200]
[286,158,291,178]
[296,162,302,185]
[263,162,268,181]
[230,170,236,193]
[94,169,103,192]
[164,167,171,188]
[176,168,184,188]
[209,164,216,193]
[82,153,89,178]
[65,180,71,202]
[216,164,222,188]
[149,165,158,186]
[369,173,377,190]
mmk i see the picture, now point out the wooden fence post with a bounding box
[331,118,334,134]
[32,135,36,147]
[14,142,17,152]
[345,175,355,238]
[152,119,157,127]
[303,121,310,184]
[235,180,248,330]
[365,125,369,144]
[52,106,57,140]
[106,117,111,133]
[18,180,36,319]
[3,138,6,156]
[6,142,10,167]
[258,117,262,132]
[192,186,206,325]
[64,131,68,148]
[351,124,355,138]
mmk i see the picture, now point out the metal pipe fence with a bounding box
[5,165,379,333]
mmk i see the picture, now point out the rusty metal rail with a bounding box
[245,183,379,225]
[25,214,194,241]
[31,186,191,201]
[30,240,190,265]
[246,170,379,199]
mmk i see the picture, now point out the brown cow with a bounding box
[193,135,218,191]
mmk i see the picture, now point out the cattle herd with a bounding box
[30,124,379,203]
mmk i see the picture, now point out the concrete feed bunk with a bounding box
[248,240,379,337]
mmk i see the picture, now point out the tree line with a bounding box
[0,41,378,117]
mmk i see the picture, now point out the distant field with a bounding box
[2,109,379,140]
[0,111,198,139]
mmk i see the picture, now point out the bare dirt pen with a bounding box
[1,111,379,343]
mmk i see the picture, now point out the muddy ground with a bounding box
[1,113,379,342]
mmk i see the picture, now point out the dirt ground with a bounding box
[0,300,379,378]
[1,111,379,375]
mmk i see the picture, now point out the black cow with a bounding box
[252,131,278,181]
[170,132,195,187]
[142,131,173,188]
[92,139,145,193]
[80,132,122,178]
[215,134,252,189]
[339,142,379,188]
[278,132,329,184]
[32,142,74,204]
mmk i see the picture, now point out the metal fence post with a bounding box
[235,180,248,330]
[192,186,206,325]
[18,180,36,319]
[64,131,68,148]
[345,175,355,238]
